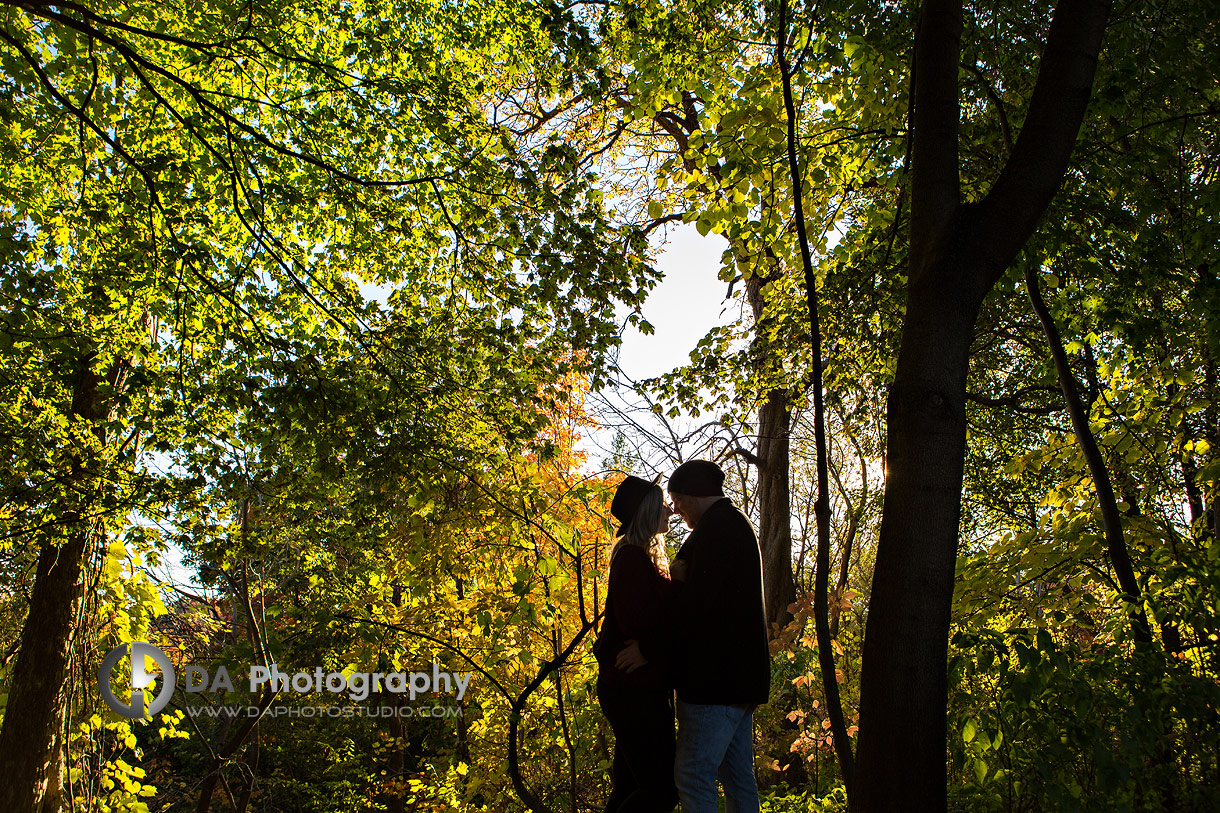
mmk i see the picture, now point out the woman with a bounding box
[592,474,679,813]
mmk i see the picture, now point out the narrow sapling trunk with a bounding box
[828,430,868,640]
[778,0,855,793]
[1023,264,1152,644]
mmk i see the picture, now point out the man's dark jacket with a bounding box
[651,497,770,705]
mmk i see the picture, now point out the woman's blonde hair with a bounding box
[609,485,670,577]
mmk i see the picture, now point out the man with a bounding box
[618,459,770,813]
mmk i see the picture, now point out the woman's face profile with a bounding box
[656,492,676,533]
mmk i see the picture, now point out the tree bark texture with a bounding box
[854,264,983,812]
[756,386,797,635]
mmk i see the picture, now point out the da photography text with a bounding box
[196,661,472,702]
[99,641,473,719]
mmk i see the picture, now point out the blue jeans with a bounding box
[674,699,759,813]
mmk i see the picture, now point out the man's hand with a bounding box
[615,639,648,673]
[670,559,688,582]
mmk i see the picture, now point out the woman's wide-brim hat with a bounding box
[610,473,662,536]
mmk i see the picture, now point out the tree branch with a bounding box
[724,445,761,466]
[908,0,962,269]
[965,384,1062,414]
[961,61,1013,150]
[977,0,1112,280]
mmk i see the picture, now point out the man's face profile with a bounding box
[668,492,695,529]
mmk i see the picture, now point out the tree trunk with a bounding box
[755,385,797,635]
[852,0,1111,808]
[1204,340,1219,544]
[854,264,982,811]
[777,0,856,787]
[386,694,406,813]
[744,250,796,636]
[0,529,90,813]
[386,580,406,813]
[829,424,868,639]
[0,362,105,813]
[1024,265,1152,644]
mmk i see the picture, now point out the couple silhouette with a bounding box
[593,459,770,813]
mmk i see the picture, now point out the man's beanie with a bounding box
[668,459,725,497]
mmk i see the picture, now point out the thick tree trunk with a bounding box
[0,362,105,813]
[854,262,983,811]
[851,0,1111,806]
[0,529,90,813]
